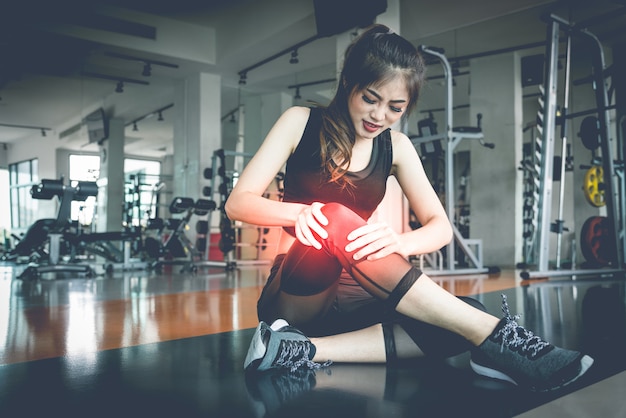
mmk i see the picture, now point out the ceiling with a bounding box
[1,0,625,159]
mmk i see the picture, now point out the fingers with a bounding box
[345,223,400,261]
[311,202,328,227]
[295,202,328,250]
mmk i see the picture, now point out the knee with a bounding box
[320,203,364,234]
[321,202,357,219]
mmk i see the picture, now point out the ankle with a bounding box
[471,316,502,346]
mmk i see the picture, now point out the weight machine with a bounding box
[15,179,97,279]
[11,177,156,279]
[410,46,496,276]
[203,149,276,270]
[148,196,221,273]
[520,14,625,279]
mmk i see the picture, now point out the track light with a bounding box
[294,87,301,100]
[142,62,152,77]
[41,129,46,137]
[239,72,247,85]
[229,113,236,123]
[290,49,299,64]
[126,103,173,131]
[115,81,124,93]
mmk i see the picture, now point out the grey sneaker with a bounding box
[470,295,594,392]
[244,319,332,372]
[245,368,318,416]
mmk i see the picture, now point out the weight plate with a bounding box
[583,165,605,207]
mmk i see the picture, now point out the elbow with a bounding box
[224,196,238,221]
[444,226,454,245]
[442,220,454,245]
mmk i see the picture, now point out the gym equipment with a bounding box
[520,14,624,279]
[203,149,275,269]
[410,46,497,276]
[552,30,572,270]
[11,177,154,279]
[580,216,615,267]
[583,165,606,207]
[150,197,220,272]
[15,178,98,279]
[579,116,601,151]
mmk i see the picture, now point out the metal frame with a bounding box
[521,14,625,279]
[203,149,272,270]
[411,46,491,276]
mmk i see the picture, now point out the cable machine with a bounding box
[520,14,625,279]
[410,46,496,275]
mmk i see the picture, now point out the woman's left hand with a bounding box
[345,222,407,261]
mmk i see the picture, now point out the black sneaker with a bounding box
[470,295,594,392]
[244,319,332,372]
[245,368,318,416]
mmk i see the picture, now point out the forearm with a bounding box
[400,216,453,256]
[225,191,306,227]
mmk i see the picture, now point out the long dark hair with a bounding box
[320,24,426,184]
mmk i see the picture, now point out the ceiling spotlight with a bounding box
[229,113,236,123]
[294,87,301,100]
[133,122,138,131]
[157,111,164,121]
[115,81,124,93]
[239,72,247,85]
[142,62,152,77]
[41,128,46,137]
[290,49,299,64]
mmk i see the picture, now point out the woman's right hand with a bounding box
[294,202,328,250]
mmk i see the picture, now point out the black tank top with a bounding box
[282,107,393,236]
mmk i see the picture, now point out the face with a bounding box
[347,76,409,141]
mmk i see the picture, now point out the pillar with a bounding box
[172,72,221,246]
[96,117,125,233]
[469,53,523,267]
[173,72,221,200]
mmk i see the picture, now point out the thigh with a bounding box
[257,243,343,328]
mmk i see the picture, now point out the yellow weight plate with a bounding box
[583,166,605,207]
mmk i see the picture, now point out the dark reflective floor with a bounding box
[0,264,625,417]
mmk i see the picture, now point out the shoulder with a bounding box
[280,106,311,125]
[389,129,415,152]
[266,106,312,149]
[389,129,420,164]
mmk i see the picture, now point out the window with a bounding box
[124,159,162,227]
[9,159,38,231]
[69,154,101,226]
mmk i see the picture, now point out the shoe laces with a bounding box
[274,340,332,372]
[271,368,318,402]
[495,294,552,359]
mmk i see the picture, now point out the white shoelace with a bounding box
[497,294,552,359]
[274,340,332,372]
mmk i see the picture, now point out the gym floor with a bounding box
[0,262,625,418]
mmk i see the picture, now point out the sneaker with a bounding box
[245,368,318,416]
[244,319,332,372]
[470,294,594,392]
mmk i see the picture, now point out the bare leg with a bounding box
[309,282,498,364]
[395,275,500,346]
[311,324,386,363]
